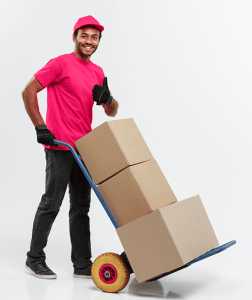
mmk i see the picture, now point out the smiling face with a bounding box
[73,26,100,61]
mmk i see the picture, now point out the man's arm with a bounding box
[22,76,57,146]
[102,98,119,117]
[21,76,45,126]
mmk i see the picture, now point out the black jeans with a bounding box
[27,149,92,269]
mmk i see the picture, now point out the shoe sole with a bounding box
[25,264,57,279]
[73,274,92,279]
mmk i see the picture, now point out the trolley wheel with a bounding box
[91,252,130,293]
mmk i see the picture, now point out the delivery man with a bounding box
[22,15,118,279]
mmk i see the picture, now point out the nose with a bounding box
[85,36,92,44]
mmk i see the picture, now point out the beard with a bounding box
[75,41,98,58]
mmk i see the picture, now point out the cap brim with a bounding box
[74,23,104,33]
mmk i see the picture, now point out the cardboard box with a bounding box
[75,118,153,184]
[98,159,177,226]
[117,195,219,283]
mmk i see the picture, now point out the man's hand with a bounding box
[92,77,112,106]
[35,125,56,146]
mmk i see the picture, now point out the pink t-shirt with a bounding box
[34,53,105,151]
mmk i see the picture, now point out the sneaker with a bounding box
[73,264,92,279]
[25,259,57,279]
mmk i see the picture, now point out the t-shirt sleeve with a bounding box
[34,58,62,88]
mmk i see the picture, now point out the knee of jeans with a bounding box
[39,194,63,212]
[70,202,90,214]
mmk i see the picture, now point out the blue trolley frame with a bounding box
[54,139,236,279]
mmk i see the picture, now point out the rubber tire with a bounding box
[91,252,130,293]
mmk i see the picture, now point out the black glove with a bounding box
[35,125,56,146]
[92,77,112,106]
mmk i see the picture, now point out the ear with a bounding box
[72,34,76,43]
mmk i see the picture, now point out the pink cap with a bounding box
[73,15,104,33]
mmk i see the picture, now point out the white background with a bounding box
[0,0,251,299]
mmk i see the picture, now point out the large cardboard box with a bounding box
[98,159,177,226]
[117,195,219,283]
[75,118,153,184]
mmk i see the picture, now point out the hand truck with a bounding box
[54,139,236,293]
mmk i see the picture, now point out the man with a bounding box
[22,15,118,280]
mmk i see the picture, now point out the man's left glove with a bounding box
[35,125,56,146]
[92,77,112,106]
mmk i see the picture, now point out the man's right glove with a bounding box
[35,125,56,146]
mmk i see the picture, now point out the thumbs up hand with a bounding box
[92,77,112,106]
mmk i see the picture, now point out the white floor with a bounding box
[1,239,250,300]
